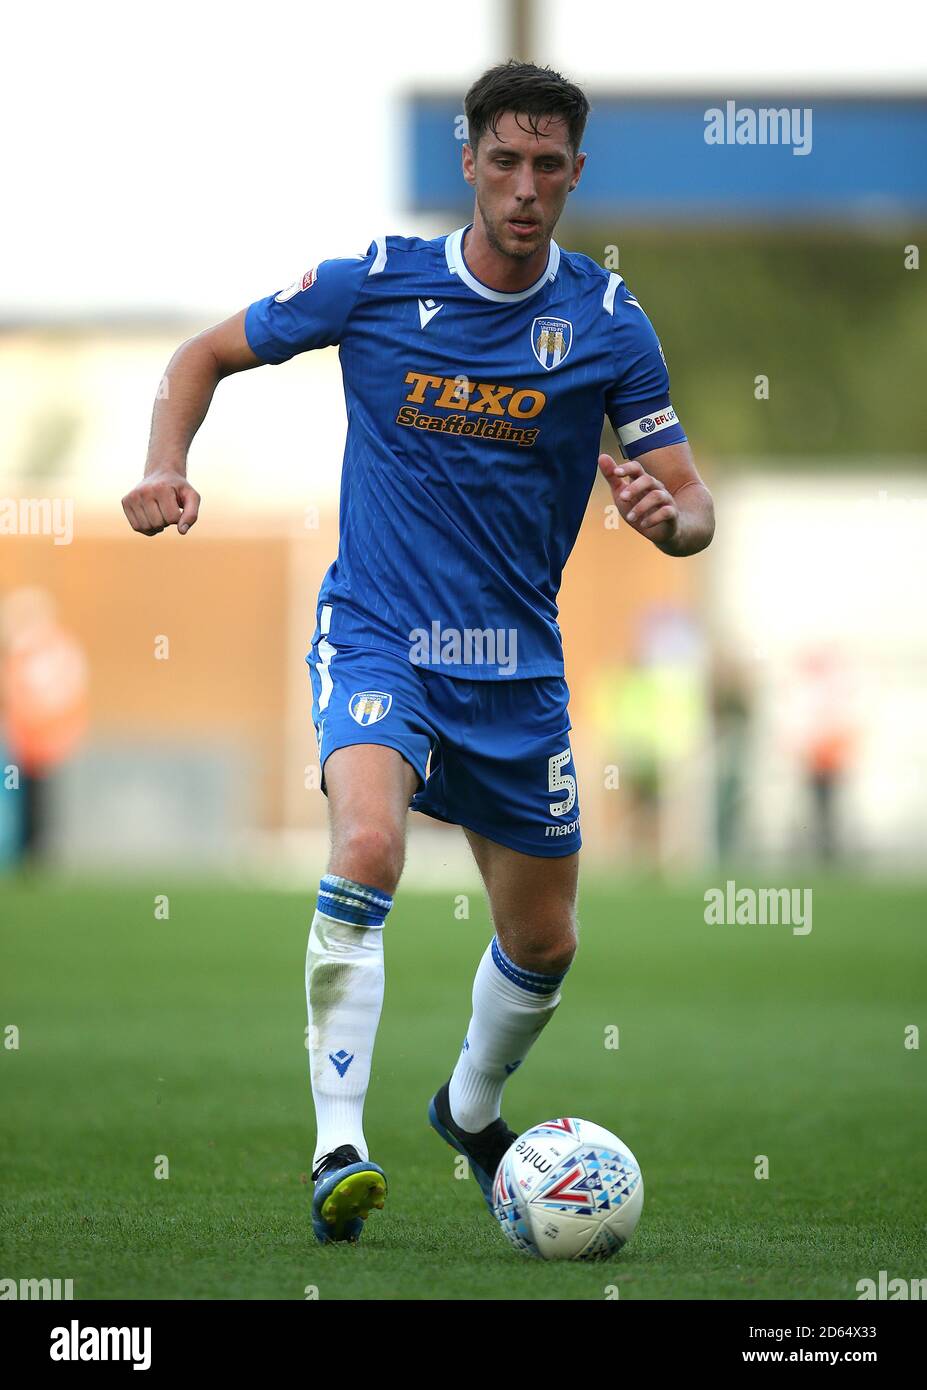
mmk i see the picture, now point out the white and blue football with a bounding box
[491,1117,644,1261]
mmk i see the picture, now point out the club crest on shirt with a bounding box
[274,267,317,303]
[531,316,572,371]
[349,690,393,725]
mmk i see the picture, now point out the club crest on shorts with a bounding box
[531,316,572,371]
[349,690,393,725]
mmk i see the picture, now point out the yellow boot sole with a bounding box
[321,1169,388,1239]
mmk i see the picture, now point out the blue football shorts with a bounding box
[306,617,582,859]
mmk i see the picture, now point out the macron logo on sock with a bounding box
[329,1049,355,1078]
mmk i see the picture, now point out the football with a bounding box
[491,1117,644,1260]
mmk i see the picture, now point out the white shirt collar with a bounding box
[444,225,560,303]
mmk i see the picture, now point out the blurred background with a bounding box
[2,0,925,885]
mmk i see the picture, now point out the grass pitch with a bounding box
[1,872,925,1300]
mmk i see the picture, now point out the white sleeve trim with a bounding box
[603,272,624,315]
[368,237,388,275]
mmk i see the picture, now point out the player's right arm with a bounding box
[122,309,261,536]
[123,244,377,536]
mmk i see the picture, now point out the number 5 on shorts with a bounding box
[548,748,576,817]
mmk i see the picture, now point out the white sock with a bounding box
[449,937,568,1132]
[306,874,392,1170]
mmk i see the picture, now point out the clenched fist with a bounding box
[122,470,200,537]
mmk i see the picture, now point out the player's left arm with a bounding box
[598,442,715,557]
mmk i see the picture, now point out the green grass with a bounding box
[1,873,925,1300]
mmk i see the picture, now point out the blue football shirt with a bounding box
[244,226,687,679]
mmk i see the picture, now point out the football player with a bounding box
[123,60,714,1243]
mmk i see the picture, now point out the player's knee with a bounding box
[531,937,577,978]
[507,915,578,977]
[330,822,405,895]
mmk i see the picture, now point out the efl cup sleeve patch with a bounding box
[244,244,377,364]
[274,267,317,303]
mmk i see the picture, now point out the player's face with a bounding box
[463,111,584,260]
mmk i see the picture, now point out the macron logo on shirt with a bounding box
[418,298,443,329]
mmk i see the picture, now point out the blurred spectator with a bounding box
[588,605,706,867]
[710,656,753,861]
[0,588,89,865]
[784,649,858,862]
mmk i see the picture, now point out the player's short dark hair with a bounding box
[464,61,590,156]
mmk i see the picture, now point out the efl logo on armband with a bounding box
[617,406,678,447]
